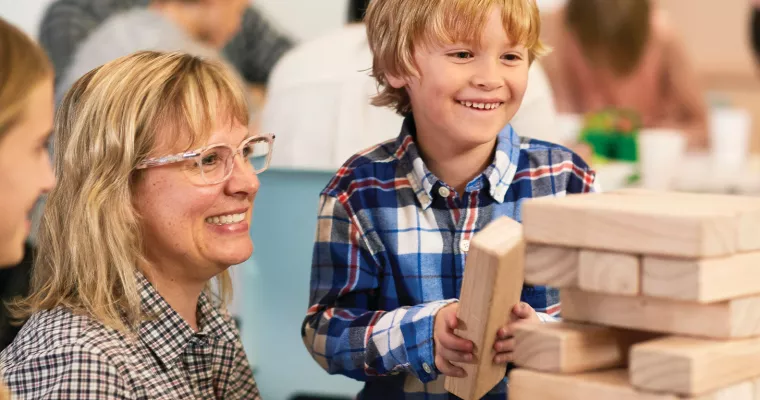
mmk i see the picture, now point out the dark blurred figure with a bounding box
[542,0,709,149]
[0,244,33,352]
[39,0,292,87]
[753,0,759,64]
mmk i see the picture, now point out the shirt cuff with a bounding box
[401,298,458,382]
[537,312,561,323]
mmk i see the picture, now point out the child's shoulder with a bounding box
[518,136,590,169]
[515,136,596,194]
[321,138,402,198]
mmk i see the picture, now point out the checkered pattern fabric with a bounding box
[302,116,596,399]
[0,273,259,399]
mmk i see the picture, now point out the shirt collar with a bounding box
[136,271,238,368]
[395,115,521,210]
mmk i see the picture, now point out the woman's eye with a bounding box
[201,153,219,166]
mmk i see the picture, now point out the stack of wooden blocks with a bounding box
[509,189,760,399]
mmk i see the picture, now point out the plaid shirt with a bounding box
[0,273,259,399]
[302,116,596,399]
[38,0,293,86]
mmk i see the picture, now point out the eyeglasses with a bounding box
[135,134,275,185]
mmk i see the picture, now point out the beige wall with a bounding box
[661,0,760,151]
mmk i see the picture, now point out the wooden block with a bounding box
[610,189,760,252]
[578,250,641,296]
[513,322,659,373]
[630,335,760,396]
[510,369,754,400]
[444,217,525,400]
[522,193,738,258]
[643,252,760,303]
[524,244,579,287]
[561,288,760,339]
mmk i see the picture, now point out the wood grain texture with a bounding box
[561,288,760,339]
[643,252,760,303]
[522,193,738,258]
[630,336,760,396]
[578,250,641,296]
[444,217,525,400]
[513,322,658,373]
[524,244,579,287]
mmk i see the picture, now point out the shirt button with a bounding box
[423,363,433,374]
[438,186,451,198]
[461,240,470,252]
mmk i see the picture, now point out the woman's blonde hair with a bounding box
[366,0,546,115]
[15,51,249,332]
[565,0,652,77]
[0,17,52,139]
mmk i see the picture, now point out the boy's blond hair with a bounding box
[366,0,546,115]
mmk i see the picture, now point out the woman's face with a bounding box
[133,116,259,281]
[0,78,55,267]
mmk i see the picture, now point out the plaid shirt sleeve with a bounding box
[302,194,456,383]
[2,343,133,399]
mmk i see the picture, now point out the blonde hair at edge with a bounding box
[14,51,249,333]
[365,0,547,115]
[0,17,53,140]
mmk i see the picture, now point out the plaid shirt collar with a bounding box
[394,115,522,210]
[136,272,238,368]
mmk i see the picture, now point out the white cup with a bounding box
[709,107,751,174]
[637,129,687,190]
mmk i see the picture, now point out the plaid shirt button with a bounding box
[438,186,451,198]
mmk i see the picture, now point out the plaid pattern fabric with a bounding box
[0,273,259,399]
[38,0,293,86]
[302,116,596,399]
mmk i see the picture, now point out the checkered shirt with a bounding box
[302,116,596,399]
[0,273,259,399]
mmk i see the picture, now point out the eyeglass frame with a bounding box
[134,134,275,185]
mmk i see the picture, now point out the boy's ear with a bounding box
[384,72,407,89]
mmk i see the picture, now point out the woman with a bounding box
[0,17,57,399]
[1,51,273,399]
[542,0,709,149]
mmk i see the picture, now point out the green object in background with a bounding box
[579,109,642,162]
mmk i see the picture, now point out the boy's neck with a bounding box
[416,132,497,197]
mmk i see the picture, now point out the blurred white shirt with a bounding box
[261,24,559,170]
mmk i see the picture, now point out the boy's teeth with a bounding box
[459,101,501,110]
[205,213,246,225]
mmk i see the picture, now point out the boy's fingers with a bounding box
[436,356,467,378]
[512,302,532,319]
[438,346,475,364]
[445,307,459,330]
[439,330,474,352]
[493,337,516,353]
[493,352,514,365]
[497,325,513,339]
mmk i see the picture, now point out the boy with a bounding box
[302,0,596,398]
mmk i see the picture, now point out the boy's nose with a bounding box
[471,60,504,91]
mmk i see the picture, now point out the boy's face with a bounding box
[387,7,530,150]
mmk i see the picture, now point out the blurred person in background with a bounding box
[56,0,249,105]
[753,0,760,64]
[40,0,292,90]
[542,0,709,149]
[262,0,565,170]
[0,16,57,397]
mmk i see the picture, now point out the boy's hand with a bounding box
[492,302,540,364]
[433,303,474,377]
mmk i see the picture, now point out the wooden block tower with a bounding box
[511,189,760,399]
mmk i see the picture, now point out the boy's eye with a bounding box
[450,51,473,59]
[503,54,522,62]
